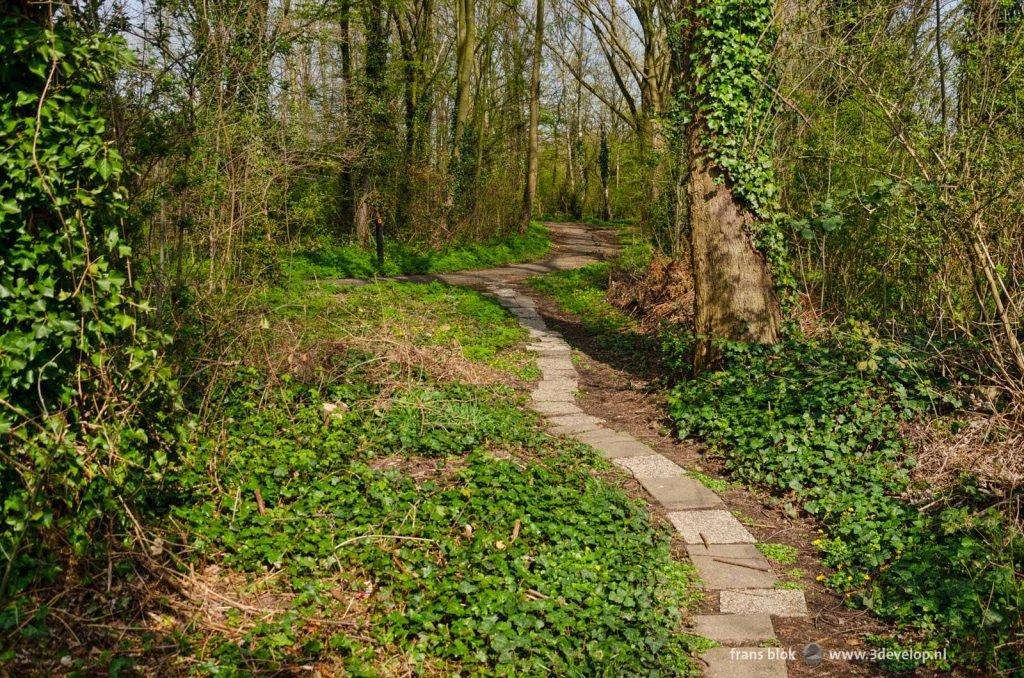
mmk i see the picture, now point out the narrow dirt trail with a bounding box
[331,223,877,678]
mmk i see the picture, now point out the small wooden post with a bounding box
[374,210,385,267]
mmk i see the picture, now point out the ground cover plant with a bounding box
[525,239,662,362]
[288,222,551,280]
[665,331,1024,672]
[3,280,706,675]
[529,248,1023,673]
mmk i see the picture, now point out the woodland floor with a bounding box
[345,222,955,677]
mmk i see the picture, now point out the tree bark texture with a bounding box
[688,134,782,371]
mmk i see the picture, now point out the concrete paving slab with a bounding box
[693,614,776,645]
[531,401,583,416]
[719,589,808,617]
[685,544,778,589]
[701,647,789,678]
[614,454,684,478]
[531,388,577,403]
[536,358,574,372]
[573,428,639,448]
[667,510,756,544]
[636,476,724,510]
[578,435,659,459]
[546,413,603,427]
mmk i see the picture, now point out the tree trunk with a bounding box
[599,126,611,221]
[688,133,782,371]
[521,0,544,233]
[453,0,475,159]
[338,0,355,236]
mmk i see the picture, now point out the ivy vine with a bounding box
[675,0,796,298]
[0,15,178,597]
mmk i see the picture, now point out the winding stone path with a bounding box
[330,222,806,676]
[487,285,802,678]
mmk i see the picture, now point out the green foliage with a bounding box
[755,543,798,566]
[289,222,551,280]
[686,471,729,494]
[665,329,1023,671]
[676,0,794,293]
[164,365,703,675]
[0,16,178,597]
[528,264,618,329]
[526,239,667,368]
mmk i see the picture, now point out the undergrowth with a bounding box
[526,239,658,361]
[288,222,551,280]
[3,280,705,675]
[529,242,1023,673]
[665,329,1023,672]
[163,373,703,675]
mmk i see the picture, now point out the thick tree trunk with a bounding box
[688,134,782,371]
[522,0,544,233]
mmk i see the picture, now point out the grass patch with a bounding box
[756,543,799,565]
[525,239,657,360]
[687,471,730,493]
[288,222,551,280]
[775,581,804,590]
[666,329,1024,672]
[536,214,636,230]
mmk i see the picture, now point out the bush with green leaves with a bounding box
[0,15,178,597]
[665,329,1023,671]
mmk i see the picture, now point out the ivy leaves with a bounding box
[665,331,1022,671]
[676,0,794,293]
[0,16,177,596]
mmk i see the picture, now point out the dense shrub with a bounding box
[0,16,178,597]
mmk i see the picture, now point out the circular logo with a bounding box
[803,642,824,666]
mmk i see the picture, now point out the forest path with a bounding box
[332,223,812,678]
[324,221,615,287]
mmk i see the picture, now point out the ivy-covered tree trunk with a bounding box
[678,0,786,372]
[687,132,781,371]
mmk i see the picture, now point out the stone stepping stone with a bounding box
[614,454,684,478]
[546,414,604,435]
[693,614,776,645]
[667,510,755,544]
[719,589,808,617]
[573,430,655,459]
[532,401,583,416]
[701,647,788,678]
[521,317,548,331]
[546,413,602,427]
[532,386,577,402]
[685,544,778,589]
[636,476,724,510]
[530,344,571,355]
[536,357,573,372]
